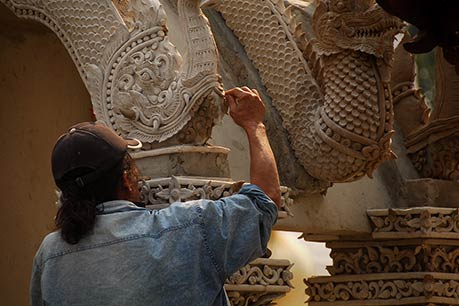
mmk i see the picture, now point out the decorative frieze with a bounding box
[140,176,294,218]
[225,258,293,306]
[305,273,459,305]
[305,207,459,306]
[328,240,459,275]
[368,208,459,239]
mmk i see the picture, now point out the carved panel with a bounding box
[139,176,293,218]
[329,241,459,275]
[306,273,459,305]
[2,0,223,145]
[225,258,293,306]
[368,208,459,239]
[305,208,459,305]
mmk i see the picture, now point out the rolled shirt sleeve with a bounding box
[198,184,278,280]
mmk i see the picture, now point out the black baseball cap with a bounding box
[51,122,142,190]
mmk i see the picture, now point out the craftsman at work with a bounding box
[30,87,281,306]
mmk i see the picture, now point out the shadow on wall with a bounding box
[0,4,92,306]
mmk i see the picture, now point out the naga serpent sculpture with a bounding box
[1,0,224,147]
[204,0,402,184]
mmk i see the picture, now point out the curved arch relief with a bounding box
[1,0,224,145]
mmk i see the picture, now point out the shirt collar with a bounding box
[96,200,147,215]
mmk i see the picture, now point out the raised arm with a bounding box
[225,87,281,207]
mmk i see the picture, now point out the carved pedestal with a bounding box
[305,207,459,306]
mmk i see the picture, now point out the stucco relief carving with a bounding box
[206,0,402,184]
[368,208,459,237]
[225,258,293,306]
[226,259,294,287]
[1,0,224,145]
[305,207,459,306]
[305,274,459,304]
[329,243,459,275]
[140,176,293,218]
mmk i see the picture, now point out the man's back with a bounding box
[30,185,277,306]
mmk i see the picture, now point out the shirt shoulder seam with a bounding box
[196,205,224,279]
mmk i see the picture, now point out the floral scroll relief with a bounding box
[225,258,294,306]
[368,208,459,235]
[305,275,459,303]
[139,177,294,216]
[226,260,294,287]
[329,246,422,275]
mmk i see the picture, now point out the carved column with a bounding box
[305,207,459,306]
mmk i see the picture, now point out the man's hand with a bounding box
[224,87,281,207]
[225,87,265,131]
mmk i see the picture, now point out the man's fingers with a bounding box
[226,87,249,99]
[241,86,251,93]
[226,87,258,101]
[226,94,237,111]
[252,88,260,97]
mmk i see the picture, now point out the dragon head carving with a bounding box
[313,0,403,61]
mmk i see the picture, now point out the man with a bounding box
[30,87,281,306]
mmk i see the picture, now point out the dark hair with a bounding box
[55,154,136,244]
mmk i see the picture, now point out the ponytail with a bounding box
[54,155,134,244]
[55,194,98,244]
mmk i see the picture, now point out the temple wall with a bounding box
[0,1,398,305]
[0,5,92,305]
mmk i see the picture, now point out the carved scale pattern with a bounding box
[315,50,393,180]
[212,0,324,169]
[1,0,124,73]
[213,0,399,182]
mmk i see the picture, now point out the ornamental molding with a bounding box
[140,176,293,219]
[368,208,459,239]
[225,258,294,306]
[305,272,459,305]
[305,207,459,306]
[328,240,459,275]
[1,0,223,145]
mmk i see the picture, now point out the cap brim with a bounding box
[125,138,142,150]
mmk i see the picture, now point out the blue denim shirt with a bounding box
[30,184,277,306]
